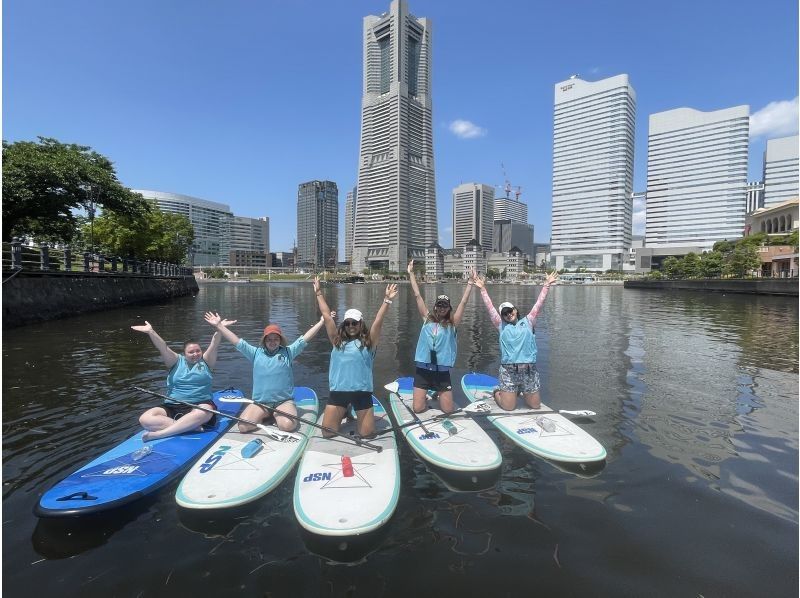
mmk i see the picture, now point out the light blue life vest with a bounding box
[329,339,375,392]
[413,320,457,369]
[499,318,537,364]
[236,337,307,405]
[166,355,213,404]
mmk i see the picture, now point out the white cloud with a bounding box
[750,97,799,138]
[448,119,487,139]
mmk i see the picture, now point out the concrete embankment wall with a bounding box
[624,278,798,296]
[2,273,199,328]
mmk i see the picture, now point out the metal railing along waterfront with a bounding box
[1,239,194,282]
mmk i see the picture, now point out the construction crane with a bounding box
[498,162,522,201]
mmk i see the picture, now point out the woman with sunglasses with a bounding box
[313,276,398,438]
[203,311,326,432]
[131,321,222,441]
[472,270,559,411]
[407,260,475,414]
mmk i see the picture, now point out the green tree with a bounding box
[699,251,724,278]
[83,203,194,263]
[681,252,701,278]
[662,256,680,278]
[739,232,767,248]
[712,239,735,255]
[2,137,149,242]
[724,245,761,278]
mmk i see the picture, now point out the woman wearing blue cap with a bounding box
[313,276,398,438]
[407,260,475,413]
[473,270,559,410]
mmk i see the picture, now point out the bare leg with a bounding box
[236,403,271,433]
[354,407,375,437]
[140,407,175,432]
[522,391,541,410]
[142,409,212,441]
[494,390,519,411]
[436,389,455,414]
[272,400,298,432]
[412,387,429,413]
[321,404,347,438]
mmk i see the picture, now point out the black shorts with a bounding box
[163,401,217,428]
[413,367,453,393]
[328,391,374,412]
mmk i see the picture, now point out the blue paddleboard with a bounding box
[34,388,245,518]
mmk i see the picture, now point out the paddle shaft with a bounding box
[391,389,430,434]
[134,387,382,452]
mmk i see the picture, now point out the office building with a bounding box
[746,182,765,214]
[493,219,534,257]
[228,216,269,267]
[132,189,232,267]
[352,0,437,272]
[645,105,749,249]
[452,183,494,250]
[297,180,339,269]
[551,74,636,271]
[494,197,528,223]
[344,187,357,264]
[763,135,799,207]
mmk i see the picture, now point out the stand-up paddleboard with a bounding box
[176,387,318,509]
[35,389,245,518]
[293,396,399,537]
[387,377,501,473]
[461,373,606,464]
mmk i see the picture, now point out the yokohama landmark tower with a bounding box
[351,0,438,272]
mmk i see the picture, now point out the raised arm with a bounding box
[202,330,223,368]
[526,271,560,324]
[131,321,179,369]
[369,284,398,347]
[303,315,327,342]
[313,276,338,344]
[473,273,501,327]
[407,260,429,319]
[451,271,475,326]
[204,312,240,346]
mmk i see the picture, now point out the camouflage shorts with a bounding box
[498,363,540,394]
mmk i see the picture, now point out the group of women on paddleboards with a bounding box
[131,265,560,442]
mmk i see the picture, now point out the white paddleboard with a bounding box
[461,373,606,464]
[293,397,399,537]
[176,388,318,509]
[388,377,501,472]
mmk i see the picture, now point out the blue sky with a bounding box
[4,0,798,253]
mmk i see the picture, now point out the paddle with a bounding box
[216,395,384,453]
[384,381,431,435]
[465,394,596,418]
[133,386,302,443]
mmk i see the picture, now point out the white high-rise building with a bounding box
[452,183,494,249]
[494,197,528,223]
[132,189,232,267]
[645,105,749,249]
[344,187,357,264]
[746,182,765,214]
[551,74,636,271]
[351,0,437,272]
[763,135,799,207]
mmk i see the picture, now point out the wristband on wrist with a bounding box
[383,298,393,304]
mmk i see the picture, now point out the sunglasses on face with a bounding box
[343,320,360,327]
[501,310,515,317]
[434,303,450,309]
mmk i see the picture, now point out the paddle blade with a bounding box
[263,428,302,443]
[464,401,492,414]
[218,395,253,403]
[384,381,400,394]
[560,410,597,417]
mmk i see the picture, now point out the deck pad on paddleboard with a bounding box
[293,396,399,537]
[388,377,501,472]
[176,387,319,509]
[461,373,606,464]
[35,389,245,517]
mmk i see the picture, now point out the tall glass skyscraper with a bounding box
[344,187,356,264]
[645,105,749,249]
[763,135,799,208]
[551,74,636,271]
[352,0,437,273]
[452,183,494,249]
[297,180,338,269]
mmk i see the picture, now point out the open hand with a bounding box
[131,321,153,333]
[312,276,321,294]
[545,271,560,285]
[385,283,399,300]
[407,260,414,275]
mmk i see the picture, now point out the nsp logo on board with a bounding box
[302,472,332,482]
[419,432,441,440]
[102,465,140,475]
[199,445,232,473]
[517,428,538,435]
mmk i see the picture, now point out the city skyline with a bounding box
[4,0,798,256]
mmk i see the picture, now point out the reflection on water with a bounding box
[3,282,797,596]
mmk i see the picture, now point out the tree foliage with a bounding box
[2,137,150,242]
[81,204,194,263]
[723,245,761,277]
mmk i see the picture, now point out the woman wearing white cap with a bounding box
[313,276,398,438]
[473,270,559,410]
[407,260,475,413]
